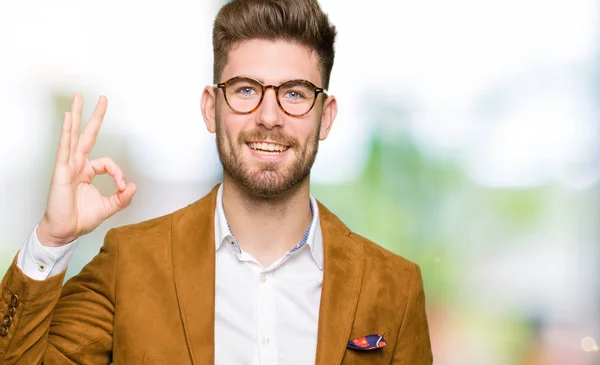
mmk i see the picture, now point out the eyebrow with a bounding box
[239,75,312,86]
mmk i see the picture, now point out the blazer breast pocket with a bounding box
[340,353,385,365]
[340,357,385,365]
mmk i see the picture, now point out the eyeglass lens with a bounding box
[224,78,316,116]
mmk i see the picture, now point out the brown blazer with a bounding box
[0,185,432,364]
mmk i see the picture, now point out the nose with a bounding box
[257,86,283,129]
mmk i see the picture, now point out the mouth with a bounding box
[246,141,290,155]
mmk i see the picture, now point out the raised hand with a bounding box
[37,94,137,247]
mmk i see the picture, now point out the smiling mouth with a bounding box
[247,142,290,155]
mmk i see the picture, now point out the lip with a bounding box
[245,143,290,161]
[246,140,290,147]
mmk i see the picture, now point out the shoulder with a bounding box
[110,212,173,240]
[104,199,200,253]
[318,200,420,290]
[349,231,419,282]
[318,200,418,275]
[107,185,217,245]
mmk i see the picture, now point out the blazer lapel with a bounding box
[315,202,365,365]
[171,185,219,365]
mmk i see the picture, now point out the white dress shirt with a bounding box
[17,184,324,365]
[17,227,79,281]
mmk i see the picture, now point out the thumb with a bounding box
[105,182,137,218]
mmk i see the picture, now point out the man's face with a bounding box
[204,39,336,198]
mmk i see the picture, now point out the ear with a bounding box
[318,95,338,141]
[201,85,217,133]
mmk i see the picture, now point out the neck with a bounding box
[221,173,313,266]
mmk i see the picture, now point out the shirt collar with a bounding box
[214,183,323,270]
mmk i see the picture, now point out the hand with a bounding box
[37,94,137,247]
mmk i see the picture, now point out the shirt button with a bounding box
[262,336,270,345]
[260,274,267,283]
[7,306,16,316]
[0,325,8,337]
[38,263,47,272]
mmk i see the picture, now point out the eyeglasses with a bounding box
[213,76,328,117]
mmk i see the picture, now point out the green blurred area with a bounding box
[314,131,547,301]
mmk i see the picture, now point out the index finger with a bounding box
[70,93,83,156]
[77,95,108,157]
[56,112,73,165]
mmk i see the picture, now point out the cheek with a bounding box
[300,118,321,143]
[217,114,247,141]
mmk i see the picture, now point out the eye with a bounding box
[237,86,259,96]
[283,90,307,100]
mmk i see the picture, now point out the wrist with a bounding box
[36,220,74,247]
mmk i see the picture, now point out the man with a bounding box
[0,0,432,364]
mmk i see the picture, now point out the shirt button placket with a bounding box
[257,271,278,364]
[256,272,266,361]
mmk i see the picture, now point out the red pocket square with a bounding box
[347,334,387,350]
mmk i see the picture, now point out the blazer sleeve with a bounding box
[0,229,118,365]
[391,264,434,364]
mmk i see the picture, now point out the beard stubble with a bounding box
[215,117,321,198]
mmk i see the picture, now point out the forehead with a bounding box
[221,39,322,86]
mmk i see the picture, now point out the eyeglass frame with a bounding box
[213,76,328,117]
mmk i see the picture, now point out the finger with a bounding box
[78,95,108,157]
[70,94,83,156]
[56,112,72,165]
[104,182,137,218]
[89,157,127,191]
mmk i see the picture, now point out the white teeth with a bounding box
[248,142,288,153]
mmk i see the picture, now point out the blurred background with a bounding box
[1,0,598,363]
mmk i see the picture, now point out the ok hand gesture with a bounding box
[37,94,137,247]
